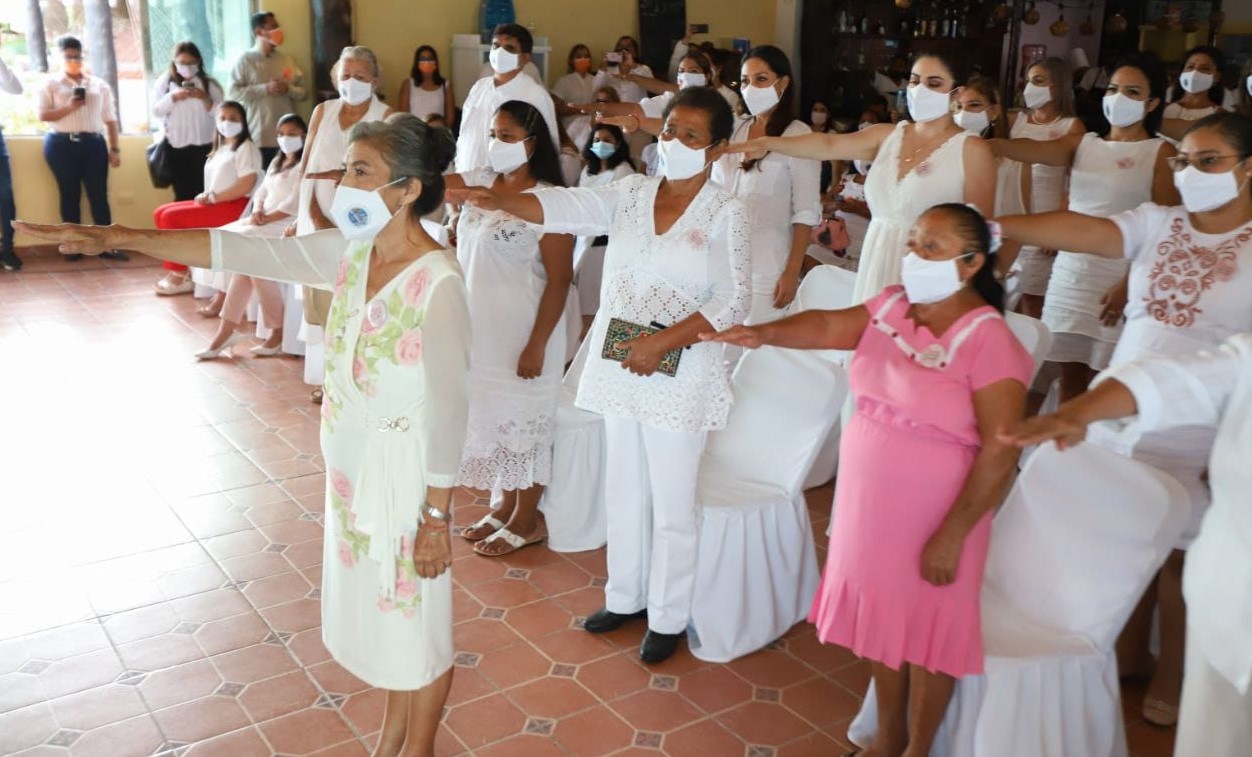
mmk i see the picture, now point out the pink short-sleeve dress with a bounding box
[809,286,1033,677]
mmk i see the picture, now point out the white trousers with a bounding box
[1175,631,1252,756]
[601,415,705,635]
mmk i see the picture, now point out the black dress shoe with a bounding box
[639,630,684,664]
[99,250,129,261]
[0,251,21,271]
[63,253,84,262]
[582,608,646,634]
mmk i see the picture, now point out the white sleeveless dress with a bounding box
[856,122,972,304]
[1010,112,1078,296]
[1044,133,1163,369]
[406,80,446,121]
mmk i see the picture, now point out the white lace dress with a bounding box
[534,173,752,432]
[856,122,972,304]
[455,168,565,491]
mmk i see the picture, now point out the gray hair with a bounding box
[348,113,456,217]
[335,45,381,80]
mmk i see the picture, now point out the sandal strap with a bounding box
[481,527,527,549]
[469,514,506,533]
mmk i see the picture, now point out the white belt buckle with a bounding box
[377,416,410,433]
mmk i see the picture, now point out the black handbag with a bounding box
[145,138,175,189]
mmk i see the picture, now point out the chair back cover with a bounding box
[983,442,1190,649]
[793,265,858,363]
[703,346,847,498]
[1004,311,1052,381]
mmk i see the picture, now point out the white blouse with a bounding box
[151,72,224,148]
[40,73,115,133]
[251,162,302,217]
[204,141,263,196]
[535,174,751,432]
[592,65,653,104]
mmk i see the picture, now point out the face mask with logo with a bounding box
[657,137,710,181]
[418,60,437,75]
[1174,164,1248,213]
[676,72,707,90]
[907,84,953,123]
[489,46,520,75]
[953,109,989,134]
[330,179,405,241]
[743,82,781,116]
[1023,82,1052,109]
[217,120,244,139]
[573,58,591,74]
[1179,70,1213,94]
[487,137,530,174]
[265,28,285,47]
[589,141,616,159]
[175,63,199,79]
[901,251,973,304]
[277,135,304,155]
[811,110,828,126]
[339,77,374,106]
[1102,92,1146,128]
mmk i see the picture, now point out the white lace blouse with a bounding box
[536,174,752,433]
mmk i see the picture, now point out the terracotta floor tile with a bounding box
[505,675,598,719]
[237,670,320,722]
[102,604,181,646]
[452,588,485,624]
[0,702,57,752]
[258,517,324,547]
[778,729,848,756]
[676,664,754,715]
[727,647,819,690]
[194,612,272,656]
[451,553,511,588]
[552,586,610,618]
[282,540,325,571]
[258,598,322,634]
[339,687,387,735]
[307,738,371,757]
[575,652,654,703]
[306,660,370,696]
[69,713,166,757]
[465,578,546,610]
[38,649,125,700]
[609,689,703,734]
[203,530,269,562]
[242,572,313,611]
[153,695,252,742]
[209,644,300,685]
[504,599,576,640]
[473,733,567,756]
[256,707,356,755]
[171,587,253,624]
[181,725,272,757]
[524,559,594,598]
[553,706,635,756]
[286,628,332,667]
[782,675,861,729]
[447,666,497,708]
[138,658,224,710]
[662,718,746,756]
[454,618,524,654]
[829,660,872,697]
[157,563,230,601]
[116,632,204,673]
[243,500,306,528]
[715,700,815,746]
[444,692,528,750]
[531,628,617,666]
[47,684,146,731]
[220,552,292,583]
[22,623,111,661]
[475,642,553,691]
[785,628,861,674]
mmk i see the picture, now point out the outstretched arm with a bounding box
[998,378,1138,450]
[700,305,871,351]
[997,211,1123,258]
[724,123,892,162]
[988,132,1083,167]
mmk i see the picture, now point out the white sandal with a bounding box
[473,525,547,557]
[460,514,505,542]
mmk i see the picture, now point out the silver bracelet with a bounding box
[421,503,450,524]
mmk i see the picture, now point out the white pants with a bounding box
[1175,631,1252,756]
[601,415,705,635]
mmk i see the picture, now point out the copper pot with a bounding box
[1105,13,1127,34]
[1051,15,1070,36]
[1024,2,1041,25]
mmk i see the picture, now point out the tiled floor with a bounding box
[0,248,1174,756]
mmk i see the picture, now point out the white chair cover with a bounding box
[537,336,607,552]
[848,442,1191,756]
[688,346,848,663]
[1004,311,1053,383]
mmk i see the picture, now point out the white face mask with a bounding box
[901,251,972,304]
[489,47,520,75]
[276,135,304,155]
[1023,82,1052,109]
[1102,92,1146,128]
[487,137,530,174]
[742,82,782,116]
[329,178,405,241]
[657,136,709,181]
[1174,164,1247,213]
[953,109,989,134]
[1179,70,1213,94]
[175,63,198,79]
[217,120,243,139]
[811,110,828,126]
[338,77,374,106]
[676,72,707,90]
[906,84,952,123]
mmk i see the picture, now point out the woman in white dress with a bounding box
[551,44,597,151]
[446,100,575,557]
[998,111,1252,727]
[578,48,715,139]
[1010,57,1086,318]
[1161,46,1229,143]
[712,45,820,322]
[574,123,636,317]
[727,51,997,304]
[450,87,750,665]
[994,53,1180,401]
[295,46,393,403]
[592,36,653,103]
[20,114,468,757]
[397,45,456,129]
[197,113,307,359]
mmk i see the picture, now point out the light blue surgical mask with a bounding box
[590,141,616,159]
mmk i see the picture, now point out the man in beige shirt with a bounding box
[229,11,306,168]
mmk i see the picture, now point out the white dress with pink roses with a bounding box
[209,229,471,690]
[454,168,565,491]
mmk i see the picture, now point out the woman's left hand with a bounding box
[617,334,666,376]
[413,523,452,579]
[773,271,800,309]
[12,221,125,255]
[920,529,964,586]
[516,342,545,379]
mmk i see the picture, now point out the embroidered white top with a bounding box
[152,72,225,148]
[535,174,752,432]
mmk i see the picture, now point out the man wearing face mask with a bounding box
[230,11,307,168]
[456,24,559,173]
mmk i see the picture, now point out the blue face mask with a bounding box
[590,141,616,159]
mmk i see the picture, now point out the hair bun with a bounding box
[386,113,456,173]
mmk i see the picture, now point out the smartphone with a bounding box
[181,81,196,88]
[606,52,622,64]
[690,23,710,34]
[72,86,86,101]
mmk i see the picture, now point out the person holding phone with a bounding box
[230,11,306,168]
[593,36,653,103]
[37,35,124,262]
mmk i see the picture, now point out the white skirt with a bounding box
[1042,252,1128,369]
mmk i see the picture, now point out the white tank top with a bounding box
[1011,112,1077,213]
[407,80,446,121]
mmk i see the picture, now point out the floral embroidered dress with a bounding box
[1090,202,1252,547]
[209,229,471,690]
[455,168,564,491]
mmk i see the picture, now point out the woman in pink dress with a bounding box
[706,203,1032,756]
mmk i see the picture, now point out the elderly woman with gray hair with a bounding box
[294,45,394,403]
[19,113,467,757]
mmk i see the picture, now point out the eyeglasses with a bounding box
[64,55,84,61]
[1166,154,1244,172]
